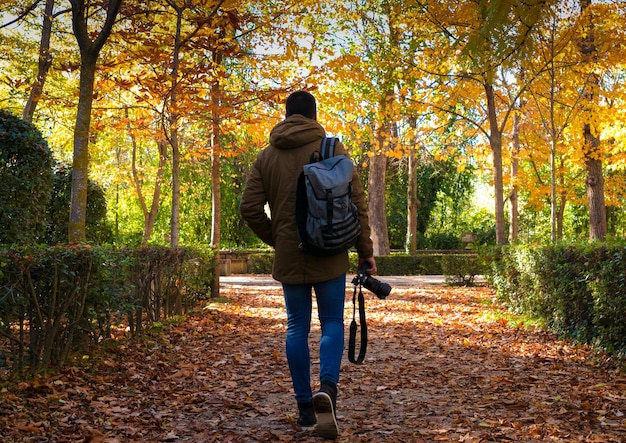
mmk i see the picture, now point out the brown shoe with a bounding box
[313,381,338,439]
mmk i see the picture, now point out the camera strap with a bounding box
[348,283,367,364]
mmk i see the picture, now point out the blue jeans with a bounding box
[282,274,346,403]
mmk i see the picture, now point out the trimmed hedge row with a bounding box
[16,242,621,372]
[0,245,215,374]
[488,243,626,358]
[247,250,487,282]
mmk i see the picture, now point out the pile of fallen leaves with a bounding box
[1,280,625,442]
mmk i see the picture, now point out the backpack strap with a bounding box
[320,137,337,160]
[309,137,337,163]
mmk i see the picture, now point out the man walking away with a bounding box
[240,91,376,439]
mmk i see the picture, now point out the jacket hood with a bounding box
[269,114,325,150]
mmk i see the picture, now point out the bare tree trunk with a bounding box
[585,144,606,241]
[484,82,507,245]
[68,0,122,243]
[129,108,167,244]
[510,112,520,241]
[147,140,167,242]
[209,51,223,298]
[580,0,606,241]
[68,56,95,242]
[368,122,390,256]
[168,7,184,248]
[557,159,567,240]
[406,117,419,255]
[23,0,54,122]
[557,191,566,240]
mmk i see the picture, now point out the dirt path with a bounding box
[1,280,625,442]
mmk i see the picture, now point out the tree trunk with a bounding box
[68,0,122,243]
[406,148,419,255]
[556,160,567,241]
[170,130,181,247]
[557,191,566,240]
[585,142,606,241]
[146,139,167,243]
[130,109,166,245]
[580,0,607,241]
[209,51,222,298]
[606,205,616,237]
[210,138,221,252]
[168,8,184,248]
[368,130,390,256]
[406,117,419,255]
[23,0,54,122]
[68,56,96,242]
[547,28,559,243]
[484,82,507,245]
[509,112,520,241]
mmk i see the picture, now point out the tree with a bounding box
[98,0,271,248]
[5,0,626,249]
[509,108,521,241]
[579,0,606,241]
[413,0,557,244]
[124,108,167,245]
[323,1,409,256]
[518,9,582,242]
[0,109,54,244]
[22,0,55,122]
[406,117,420,254]
[68,0,122,243]
[45,164,112,244]
[514,1,626,242]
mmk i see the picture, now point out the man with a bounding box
[240,91,376,439]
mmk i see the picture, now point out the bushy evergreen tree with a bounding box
[44,164,112,245]
[0,110,54,245]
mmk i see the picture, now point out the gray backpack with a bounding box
[296,137,361,256]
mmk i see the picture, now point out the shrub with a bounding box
[440,254,482,286]
[44,164,112,244]
[126,246,214,333]
[427,233,463,250]
[0,245,215,375]
[0,110,54,245]
[0,245,99,372]
[588,247,626,355]
[535,245,595,342]
[245,250,486,280]
[488,242,626,359]
[247,251,274,274]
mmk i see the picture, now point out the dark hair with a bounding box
[285,91,316,119]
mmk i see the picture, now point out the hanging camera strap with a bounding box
[348,282,367,364]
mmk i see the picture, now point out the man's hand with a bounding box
[358,257,377,275]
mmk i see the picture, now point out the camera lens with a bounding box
[362,275,391,299]
[353,264,392,299]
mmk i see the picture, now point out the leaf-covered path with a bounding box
[2,278,625,442]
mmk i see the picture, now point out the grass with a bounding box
[477,297,547,330]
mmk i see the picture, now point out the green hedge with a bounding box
[0,245,215,374]
[246,250,486,281]
[488,243,626,358]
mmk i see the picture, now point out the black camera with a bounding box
[352,264,392,299]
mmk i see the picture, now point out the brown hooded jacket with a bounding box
[240,114,373,284]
